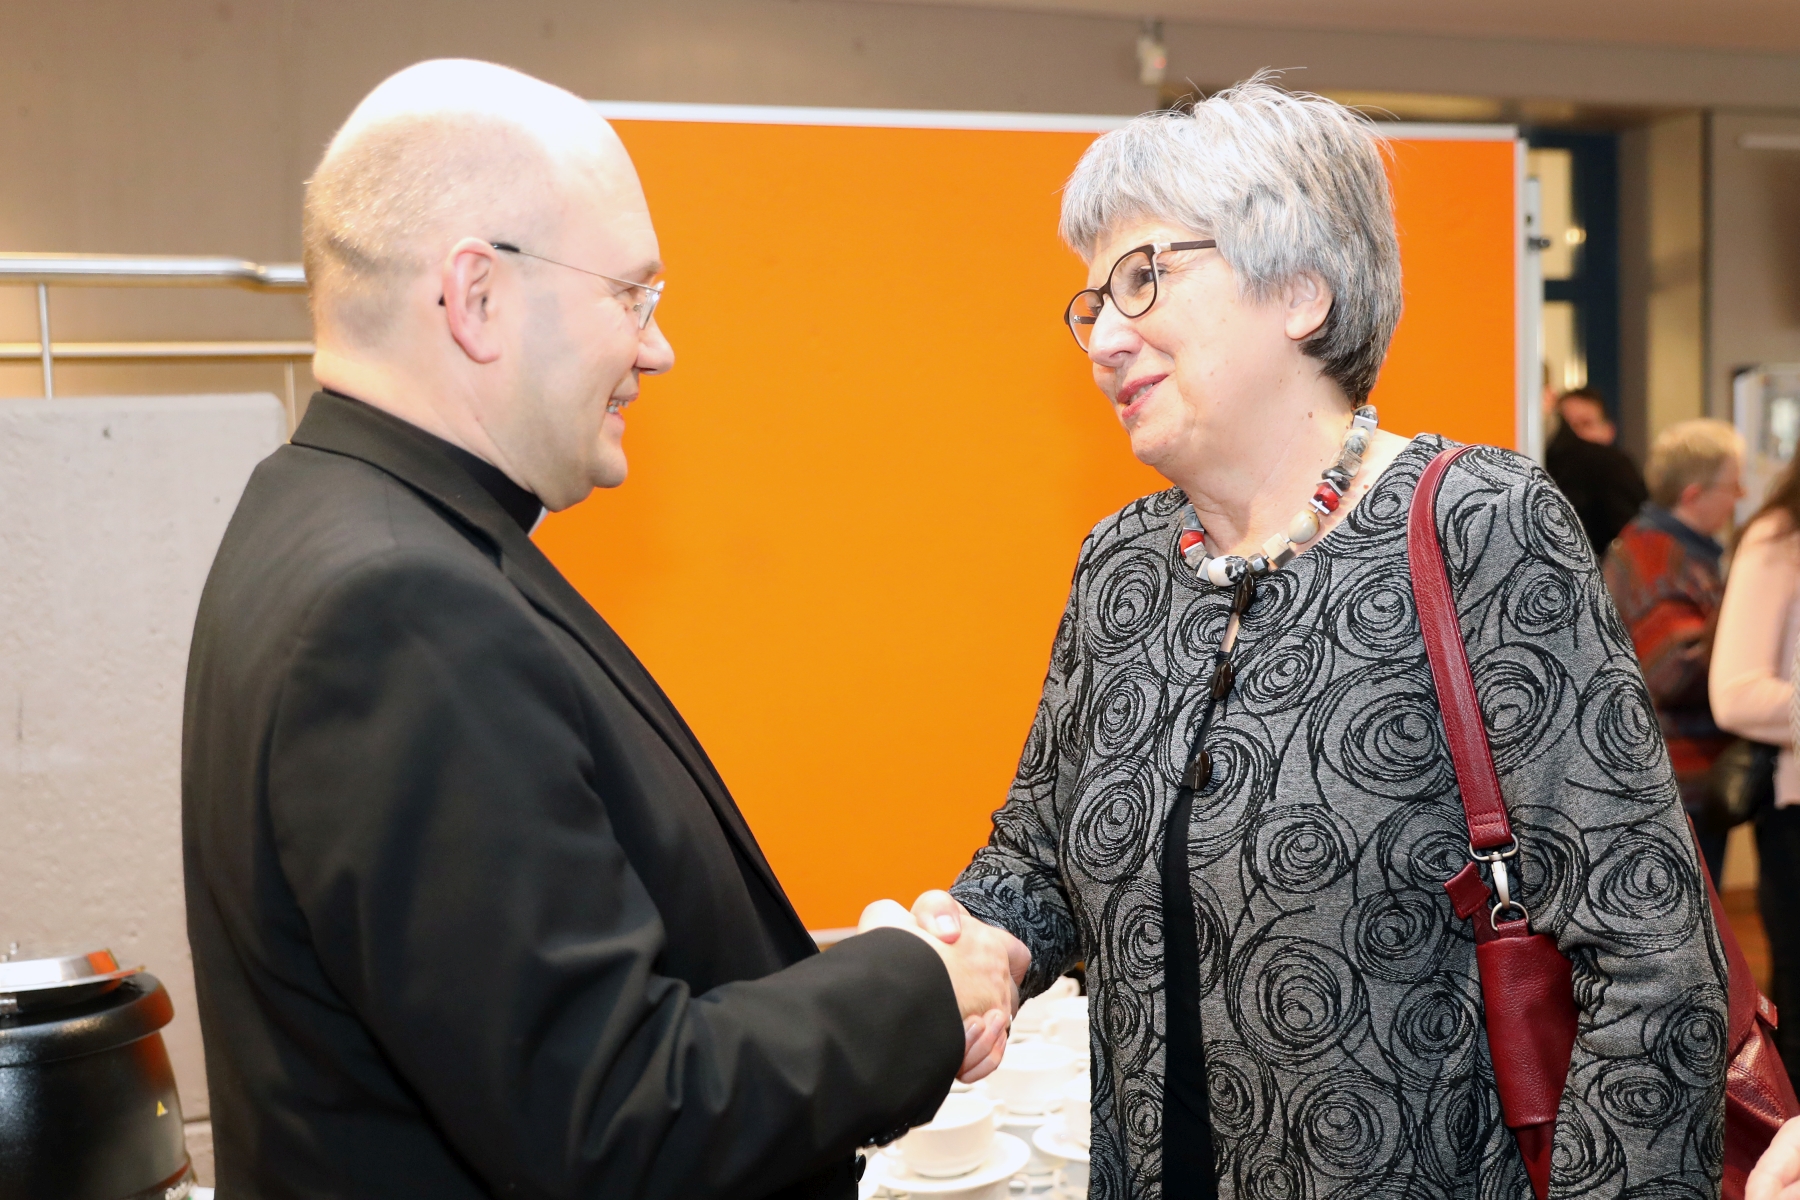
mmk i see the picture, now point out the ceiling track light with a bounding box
[1137,19,1168,89]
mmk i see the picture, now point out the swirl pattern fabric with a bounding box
[952,437,1728,1199]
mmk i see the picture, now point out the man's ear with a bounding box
[441,238,504,365]
[1283,272,1334,343]
[1678,480,1706,510]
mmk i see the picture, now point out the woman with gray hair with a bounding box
[925,77,1726,1198]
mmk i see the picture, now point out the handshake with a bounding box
[859,890,1031,1083]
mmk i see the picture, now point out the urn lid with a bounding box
[0,948,142,1015]
[0,969,172,1067]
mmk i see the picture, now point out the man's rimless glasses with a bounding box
[439,241,665,329]
[1064,240,1216,351]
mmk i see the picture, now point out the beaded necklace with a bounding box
[1177,404,1379,587]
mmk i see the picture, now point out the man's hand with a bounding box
[1749,1117,1800,1200]
[909,890,1032,980]
[858,897,1025,1083]
[906,890,1032,1082]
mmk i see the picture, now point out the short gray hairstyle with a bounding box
[1060,74,1402,403]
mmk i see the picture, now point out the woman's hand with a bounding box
[1748,1117,1800,1200]
[959,1009,1009,1083]
[909,890,1033,1082]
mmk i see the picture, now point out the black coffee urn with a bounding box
[0,950,194,1200]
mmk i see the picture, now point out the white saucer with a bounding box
[1032,1119,1090,1164]
[998,1108,1056,1129]
[872,1131,1032,1194]
[969,1079,1063,1117]
[999,1109,1060,1178]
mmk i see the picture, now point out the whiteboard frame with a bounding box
[592,101,1527,454]
[590,99,1517,143]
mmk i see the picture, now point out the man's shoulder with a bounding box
[244,440,492,555]
[201,442,510,640]
[1606,517,1676,579]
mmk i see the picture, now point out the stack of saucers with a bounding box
[1030,1074,1091,1197]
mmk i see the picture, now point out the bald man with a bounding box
[182,60,1022,1200]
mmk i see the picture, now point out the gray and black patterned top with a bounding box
[952,436,1728,1199]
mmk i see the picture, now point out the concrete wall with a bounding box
[1710,110,1800,415]
[0,394,288,1182]
[1,0,1797,404]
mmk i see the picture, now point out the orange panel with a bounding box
[1370,137,1518,446]
[535,119,1517,929]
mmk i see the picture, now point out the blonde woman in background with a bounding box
[1714,450,1800,1076]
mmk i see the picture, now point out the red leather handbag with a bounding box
[1409,445,1798,1200]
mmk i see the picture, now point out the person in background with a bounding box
[1602,419,1745,881]
[1714,451,1800,1076]
[1545,385,1649,555]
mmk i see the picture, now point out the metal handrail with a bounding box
[0,253,307,290]
[0,340,314,361]
[1,252,312,422]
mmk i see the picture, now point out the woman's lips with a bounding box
[1116,375,1165,423]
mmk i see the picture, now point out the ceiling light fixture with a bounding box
[1137,19,1168,89]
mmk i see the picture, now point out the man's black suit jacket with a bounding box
[182,392,963,1199]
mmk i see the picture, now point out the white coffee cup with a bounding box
[1060,1074,1091,1148]
[930,1179,1010,1200]
[984,1041,1080,1114]
[1043,995,1089,1054]
[1012,977,1080,1036]
[898,1091,998,1178]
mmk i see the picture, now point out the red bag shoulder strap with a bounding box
[1408,446,1516,853]
[1410,445,1771,1047]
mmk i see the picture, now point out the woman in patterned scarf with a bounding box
[915,76,1727,1198]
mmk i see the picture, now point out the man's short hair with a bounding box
[302,111,557,345]
[1645,418,1743,507]
[1058,72,1402,404]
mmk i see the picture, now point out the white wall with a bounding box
[0,394,288,1180]
[1710,111,1800,414]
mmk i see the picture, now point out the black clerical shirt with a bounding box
[320,389,544,534]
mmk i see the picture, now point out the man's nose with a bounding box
[638,319,675,375]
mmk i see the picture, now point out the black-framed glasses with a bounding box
[1064,240,1215,351]
[491,241,665,330]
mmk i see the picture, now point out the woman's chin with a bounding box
[1126,423,1183,475]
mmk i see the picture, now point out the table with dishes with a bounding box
[864,979,1090,1200]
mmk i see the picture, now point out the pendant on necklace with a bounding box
[1182,750,1213,791]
